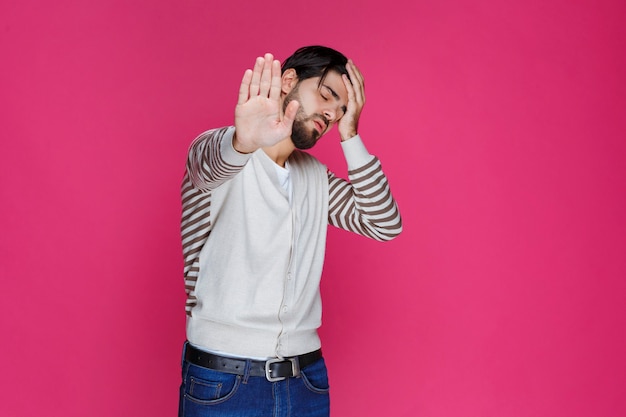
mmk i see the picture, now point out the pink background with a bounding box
[1,1,625,416]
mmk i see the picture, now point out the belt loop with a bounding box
[242,359,252,384]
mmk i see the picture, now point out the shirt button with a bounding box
[282,305,288,312]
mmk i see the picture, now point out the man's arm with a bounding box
[185,127,250,192]
[326,61,401,240]
[187,53,296,192]
[327,136,402,241]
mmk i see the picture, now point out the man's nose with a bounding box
[323,108,337,123]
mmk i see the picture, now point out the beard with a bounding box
[291,115,321,150]
[283,87,327,150]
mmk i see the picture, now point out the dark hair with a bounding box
[281,45,350,85]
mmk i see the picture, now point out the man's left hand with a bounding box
[338,60,366,141]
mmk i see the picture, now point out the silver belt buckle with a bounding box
[265,357,301,382]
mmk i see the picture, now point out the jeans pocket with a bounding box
[300,358,330,394]
[183,362,241,405]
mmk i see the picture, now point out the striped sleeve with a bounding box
[181,126,249,315]
[180,175,210,315]
[327,155,403,241]
[186,126,251,192]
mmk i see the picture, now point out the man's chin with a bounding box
[293,139,317,150]
[291,128,320,150]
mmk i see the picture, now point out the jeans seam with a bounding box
[300,363,330,395]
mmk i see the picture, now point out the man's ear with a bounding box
[281,69,298,94]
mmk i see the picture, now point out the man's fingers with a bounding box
[269,59,282,101]
[237,69,253,105]
[343,73,356,103]
[348,60,365,85]
[259,53,273,97]
[282,100,300,128]
[346,60,365,104]
[246,54,280,101]
[249,56,264,96]
[338,61,366,140]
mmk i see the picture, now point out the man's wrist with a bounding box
[232,132,255,154]
[340,131,358,142]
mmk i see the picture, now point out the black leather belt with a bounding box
[185,343,322,382]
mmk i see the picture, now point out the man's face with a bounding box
[282,71,349,150]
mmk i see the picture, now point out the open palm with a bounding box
[234,54,299,153]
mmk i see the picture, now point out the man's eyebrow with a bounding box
[322,85,347,114]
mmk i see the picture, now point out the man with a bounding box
[179,46,402,416]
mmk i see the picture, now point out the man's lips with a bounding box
[313,119,326,134]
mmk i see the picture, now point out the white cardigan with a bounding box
[181,127,402,358]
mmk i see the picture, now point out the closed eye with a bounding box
[321,85,347,115]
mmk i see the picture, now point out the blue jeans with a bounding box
[178,343,330,417]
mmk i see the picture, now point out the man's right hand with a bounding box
[233,53,300,154]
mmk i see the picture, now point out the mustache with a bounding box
[306,114,329,130]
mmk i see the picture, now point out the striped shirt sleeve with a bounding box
[181,127,249,315]
[186,127,251,192]
[327,139,402,241]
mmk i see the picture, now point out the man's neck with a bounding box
[262,137,295,167]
